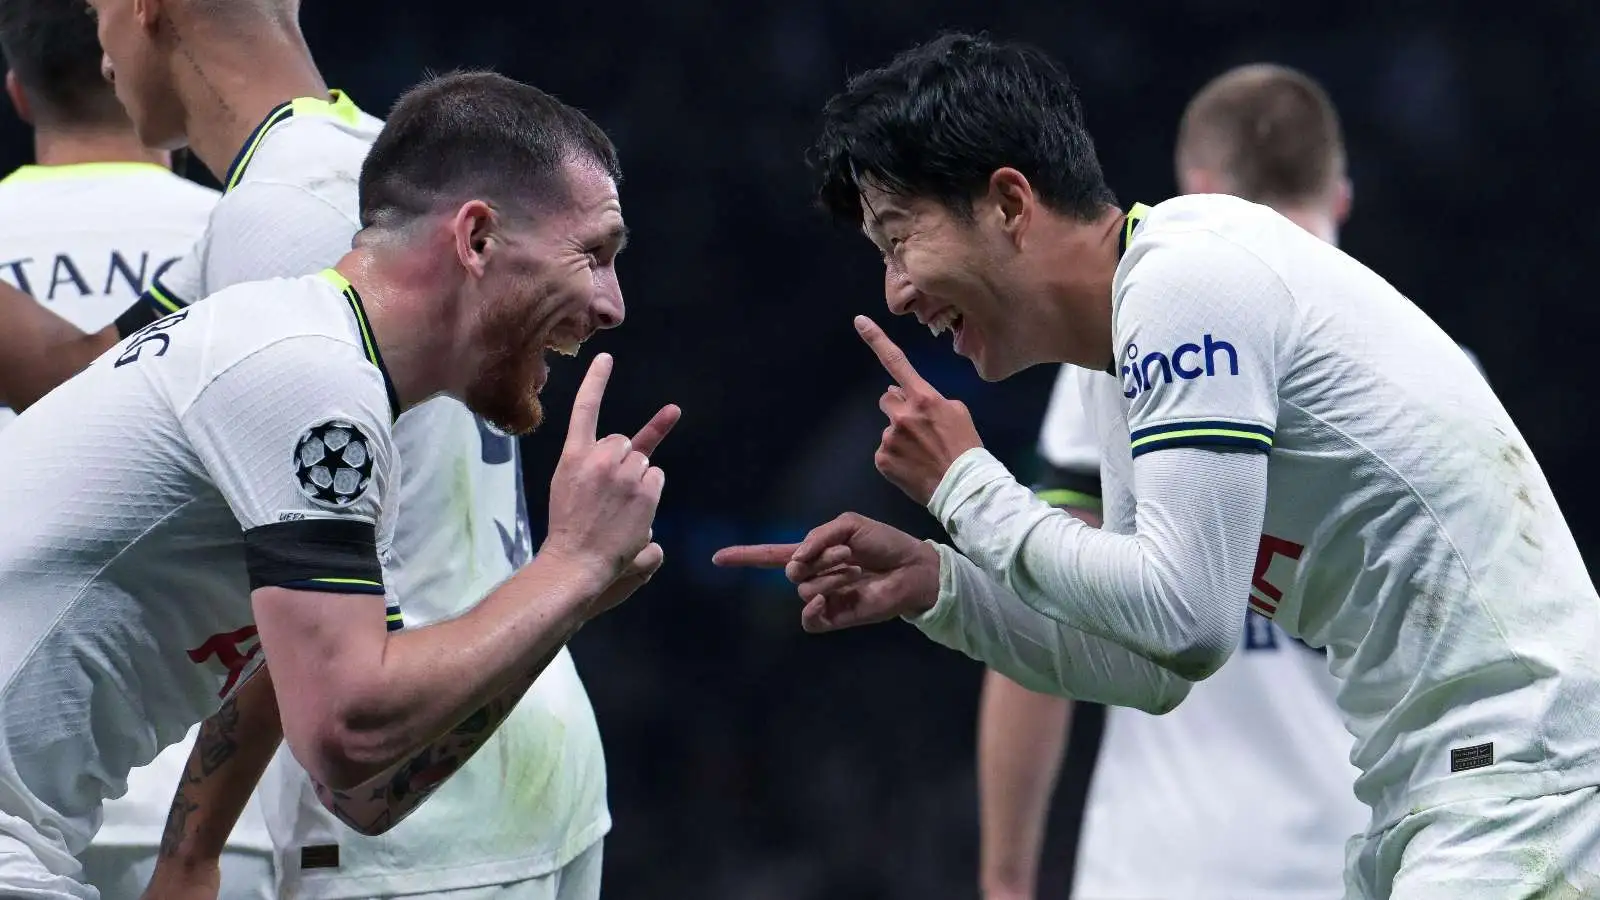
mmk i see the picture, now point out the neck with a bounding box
[332,242,466,411]
[170,18,328,181]
[32,126,168,168]
[1031,205,1126,369]
[1277,205,1340,246]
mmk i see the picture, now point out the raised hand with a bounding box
[855,316,983,506]
[713,512,941,633]
[542,353,679,603]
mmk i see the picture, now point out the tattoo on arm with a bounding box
[158,695,243,858]
[314,652,557,833]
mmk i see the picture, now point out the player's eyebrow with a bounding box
[600,223,629,253]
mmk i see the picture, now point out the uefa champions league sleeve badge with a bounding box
[293,419,376,507]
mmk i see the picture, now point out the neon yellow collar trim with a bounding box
[0,161,170,185]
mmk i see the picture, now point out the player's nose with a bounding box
[591,280,624,331]
[883,261,920,317]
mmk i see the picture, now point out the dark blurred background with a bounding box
[4,2,1594,897]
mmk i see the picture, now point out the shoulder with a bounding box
[245,115,374,199]
[1113,198,1299,334]
[181,276,372,386]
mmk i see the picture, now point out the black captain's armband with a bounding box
[1029,459,1103,513]
[243,518,385,595]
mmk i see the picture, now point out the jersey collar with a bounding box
[1103,202,1153,374]
[318,268,403,422]
[0,161,170,185]
[222,90,364,193]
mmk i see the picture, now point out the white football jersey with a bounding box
[1035,365,1366,899]
[0,271,402,897]
[0,162,214,430]
[118,93,608,898]
[1106,195,1600,835]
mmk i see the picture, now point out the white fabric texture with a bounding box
[0,273,395,895]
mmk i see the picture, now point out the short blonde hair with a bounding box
[1175,64,1345,206]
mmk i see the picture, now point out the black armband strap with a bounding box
[115,278,192,339]
[1028,459,1103,511]
[113,297,162,339]
[243,518,385,595]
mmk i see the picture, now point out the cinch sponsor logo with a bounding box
[1121,334,1238,398]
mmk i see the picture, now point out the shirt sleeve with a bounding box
[181,335,396,598]
[200,180,360,293]
[911,542,1191,714]
[1114,230,1288,458]
[1029,364,1103,513]
[927,445,1264,684]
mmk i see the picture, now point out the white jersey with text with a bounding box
[0,162,214,429]
[0,159,276,862]
[1036,366,1366,900]
[0,272,402,899]
[1106,195,1600,835]
[117,93,609,898]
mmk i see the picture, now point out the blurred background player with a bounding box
[7,1,612,898]
[0,2,274,898]
[973,64,1461,900]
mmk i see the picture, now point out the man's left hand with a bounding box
[855,315,983,506]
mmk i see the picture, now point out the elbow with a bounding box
[291,699,407,793]
[1136,678,1193,716]
[1164,636,1233,683]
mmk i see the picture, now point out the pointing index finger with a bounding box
[565,352,612,450]
[855,315,935,394]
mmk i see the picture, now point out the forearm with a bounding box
[913,544,1191,712]
[275,554,600,789]
[977,670,1072,898]
[0,282,115,409]
[312,645,562,835]
[931,448,1262,679]
[148,668,282,879]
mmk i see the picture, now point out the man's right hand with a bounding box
[542,352,678,605]
[713,512,942,632]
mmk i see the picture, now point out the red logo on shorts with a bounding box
[188,625,262,699]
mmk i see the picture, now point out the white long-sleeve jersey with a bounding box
[915,194,1600,834]
[1032,364,1365,899]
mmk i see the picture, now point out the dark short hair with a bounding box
[0,0,123,127]
[359,71,622,230]
[1176,64,1345,206]
[809,32,1117,227]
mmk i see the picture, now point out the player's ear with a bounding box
[1333,175,1352,226]
[987,167,1033,245]
[132,0,162,28]
[1179,167,1222,196]
[4,72,30,125]
[452,200,496,277]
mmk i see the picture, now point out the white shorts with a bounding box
[77,843,274,900]
[306,841,604,900]
[1345,786,1600,899]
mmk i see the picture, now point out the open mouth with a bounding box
[927,307,962,338]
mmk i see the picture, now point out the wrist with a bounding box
[523,546,616,612]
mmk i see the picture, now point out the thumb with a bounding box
[621,542,664,581]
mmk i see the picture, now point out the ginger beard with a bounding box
[464,288,551,436]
